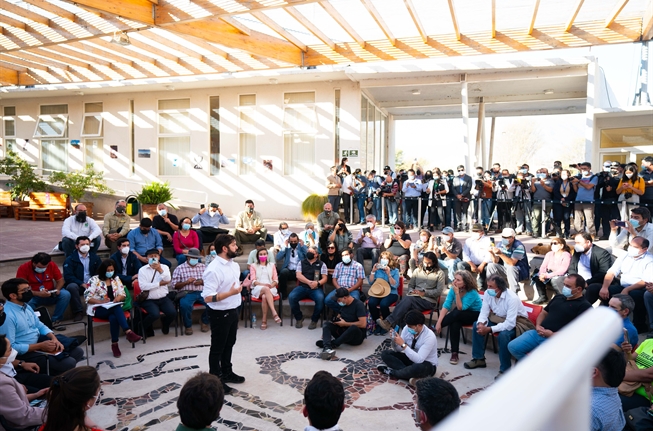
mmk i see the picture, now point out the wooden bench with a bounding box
[15,192,69,222]
[0,191,11,218]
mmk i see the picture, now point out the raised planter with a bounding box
[141,204,158,220]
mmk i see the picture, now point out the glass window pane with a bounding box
[4,106,16,116]
[82,114,102,136]
[600,127,653,148]
[240,109,257,133]
[284,133,314,175]
[85,138,104,171]
[42,139,68,172]
[159,112,190,134]
[158,99,189,110]
[159,136,190,176]
[84,102,103,113]
[4,118,15,136]
[210,96,220,176]
[40,105,67,115]
[35,115,67,137]
[283,106,316,131]
[239,94,256,106]
[239,133,256,175]
[284,92,315,104]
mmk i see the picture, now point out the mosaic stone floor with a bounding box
[87,321,502,431]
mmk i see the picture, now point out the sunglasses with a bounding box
[457,170,464,172]
[327,246,336,250]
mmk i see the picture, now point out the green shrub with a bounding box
[301,194,327,221]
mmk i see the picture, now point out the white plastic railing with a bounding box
[435,307,622,431]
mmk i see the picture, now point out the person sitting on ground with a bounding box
[609,207,653,256]
[533,237,572,304]
[0,278,84,376]
[355,214,384,268]
[63,236,102,322]
[152,203,179,249]
[384,221,412,276]
[320,241,341,285]
[246,248,281,330]
[618,336,653,411]
[288,246,328,330]
[102,199,131,254]
[271,221,292,256]
[587,237,652,332]
[591,348,627,431]
[508,274,592,360]
[377,310,438,382]
[414,377,461,429]
[486,228,531,294]
[328,219,354,254]
[434,270,483,365]
[435,226,463,283]
[303,371,345,431]
[40,366,103,431]
[16,252,70,330]
[61,204,102,257]
[127,218,172,268]
[110,238,141,290]
[377,252,446,332]
[191,203,229,249]
[170,248,209,335]
[176,372,224,431]
[84,259,142,357]
[173,217,201,265]
[318,288,367,360]
[408,230,436,278]
[609,294,639,349]
[276,234,308,300]
[234,200,267,254]
[299,222,319,250]
[0,335,47,431]
[457,223,492,287]
[324,248,365,315]
[204,244,218,266]
[136,249,176,337]
[568,232,612,288]
[368,251,400,335]
[464,274,530,379]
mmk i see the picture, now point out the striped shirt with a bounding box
[591,387,625,431]
[171,262,207,292]
[332,261,365,288]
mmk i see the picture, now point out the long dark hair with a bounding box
[623,165,639,184]
[98,259,116,281]
[42,366,101,431]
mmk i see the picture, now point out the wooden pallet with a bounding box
[15,192,69,222]
[0,191,11,218]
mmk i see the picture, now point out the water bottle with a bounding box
[251,314,257,328]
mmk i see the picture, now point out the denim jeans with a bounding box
[356,195,367,223]
[325,289,360,313]
[29,288,72,322]
[373,196,382,221]
[404,198,418,226]
[386,199,398,224]
[93,305,130,342]
[179,291,209,328]
[471,321,516,372]
[368,293,399,321]
[438,258,460,283]
[481,198,492,227]
[507,329,546,360]
[288,285,325,322]
[176,253,188,265]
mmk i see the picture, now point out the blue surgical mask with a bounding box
[629,219,640,229]
[105,271,114,278]
[407,327,418,335]
[337,301,346,307]
[501,238,510,246]
[562,286,573,297]
[210,250,217,256]
[189,258,199,266]
[487,289,497,297]
[148,257,158,265]
[34,266,46,274]
[182,223,191,230]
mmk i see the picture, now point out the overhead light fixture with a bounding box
[111,31,131,46]
[411,89,421,95]
[544,89,554,95]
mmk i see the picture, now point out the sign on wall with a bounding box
[138,149,151,158]
[342,150,359,158]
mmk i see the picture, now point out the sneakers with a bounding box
[201,323,210,332]
[185,327,193,335]
[449,352,459,365]
[222,382,234,395]
[315,340,324,348]
[222,372,245,384]
[377,365,392,376]
[295,318,304,329]
[51,320,66,331]
[463,358,487,369]
[533,296,548,305]
[308,321,318,330]
[376,318,392,332]
[125,331,142,344]
[111,342,121,358]
[320,348,336,360]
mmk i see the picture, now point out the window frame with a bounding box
[80,102,104,138]
[34,104,68,138]
[157,98,191,177]
[282,91,317,176]
[3,106,16,138]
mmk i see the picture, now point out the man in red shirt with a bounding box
[15,253,69,329]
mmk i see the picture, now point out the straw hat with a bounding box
[368,279,391,298]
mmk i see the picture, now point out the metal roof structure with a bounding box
[0,0,651,87]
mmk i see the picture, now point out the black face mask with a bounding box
[75,212,87,223]
[116,207,126,214]
[306,252,315,260]
[290,242,298,249]
[248,207,254,213]
[140,228,150,235]
[20,290,34,303]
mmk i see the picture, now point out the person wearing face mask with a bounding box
[234,200,267,255]
[317,203,340,238]
[409,230,435,276]
[16,252,68,329]
[299,222,319,250]
[328,220,354,253]
[508,171,533,235]
[63,236,102,322]
[552,169,576,239]
[60,204,102,257]
[109,238,142,290]
[571,162,598,237]
[384,221,412,276]
[486,228,531,295]
[609,207,653,257]
[608,294,639,349]
[457,223,493,287]
[493,169,514,233]
[368,251,400,334]
[272,222,292,255]
[102,199,131,254]
[434,226,463,283]
[641,156,653,206]
[380,173,400,225]
[127,218,172,267]
[568,232,612,288]
[319,241,341,285]
[317,288,367,360]
[413,377,460,429]
[135,249,175,337]
[170,248,210,335]
[324,248,365,315]
[0,278,85,377]
[425,168,449,231]
[508,274,591,361]
[452,165,473,232]
[244,248,281,330]
[326,165,342,212]
[276,233,308,299]
[204,245,218,266]
[532,238,572,304]
[85,259,142,357]
[0,335,47,431]
[530,168,554,238]
[353,169,368,225]
[172,217,200,265]
[1,329,52,394]
[151,203,180,249]
[402,169,423,230]
[288,246,328,330]
[617,165,646,219]
[191,202,230,249]
[464,275,530,379]
[355,215,384,268]
[586,237,653,332]
[340,169,355,223]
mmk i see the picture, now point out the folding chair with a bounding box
[133,282,178,341]
[247,289,283,328]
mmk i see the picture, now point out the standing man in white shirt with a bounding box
[61,204,102,257]
[201,234,245,395]
[136,249,176,337]
[464,274,529,379]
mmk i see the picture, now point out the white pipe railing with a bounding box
[435,307,621,431]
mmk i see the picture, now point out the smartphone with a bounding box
[436,237,442,247]
[363,227,371,235]
[200,204,205,209]
[394,325,400,333]
[389,226,395,235]
[490,237,495,246]
[623,328,629,341]
[615,221,626,227]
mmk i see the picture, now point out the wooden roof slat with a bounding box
[32,47,96,68]
[605,0,629,27]
[0,14,27,31]
[220,16,251,36]
[171,33,230,60]
[447,0,461,41]
[360,0,396,46]
[528,0,540,35]
[251,11,307,52]
[285,6,335,49]
[565,0,585,32]
[143,31,203,59]
[60,0,155,26]
[0,0,50,26]
[21,0,76,22]
[403,0,427,43]
[320,1,365,48]
[491,0,496,38]
[128,35,180,62]
[0,53,49,70]
[71,41,136,67]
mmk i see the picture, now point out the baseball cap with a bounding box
[384,165,391,171]
[209,203,219,208]
[501,228,516,237]
[471,223,484,232]
[442,227,455,235]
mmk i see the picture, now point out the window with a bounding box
[158,99,190,176]
[34,105,68,138]
[283,91,316,175]
[600,127,653,148]
[81,102,103,137]
[41,139,68,172]
[85,139,104,171]
[239,94,256,175]
[3,106,16,137]
[209,96,220,175]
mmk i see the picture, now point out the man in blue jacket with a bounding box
[276,233,308,299]
[62,236,102,322]
[110,237,142,290]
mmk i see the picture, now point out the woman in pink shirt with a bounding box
[173,217,200,265]
[533,238,572,304]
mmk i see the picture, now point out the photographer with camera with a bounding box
[617,164,646,219]
[402,169,422,230]
[380,174,399,225]
[423,168,449,231]
[493,169,514,233]
[453,165,473,232]
[435,226,463,283]
[595,162,621,239]
[552,169,576,239]
[476,171,494,230]
[571,162,598,236]
[509,167,533,235]
[353,169,368,225]
[530,168,554,237]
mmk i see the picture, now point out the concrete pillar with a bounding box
[488,117,496,166]
[388,114,396,169]
[461,80,471,171]
[585,60,598,165]
[475,97,485,168]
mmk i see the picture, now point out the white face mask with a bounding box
[367,222,374,229]
[342,255,351,264]
[408,175,415,180]
[627,246,642,258]
[2,348,18,367]
[625,173,633,179]
[79,245,90,254]
[158,209,167,216]
[551,243,561,252]
[380,258,389,266]
[574,243,586,253]
[121,246,130,255]
[281,229,289,236]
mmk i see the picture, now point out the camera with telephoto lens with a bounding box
[495,177,509,190]
[474,179,483,190]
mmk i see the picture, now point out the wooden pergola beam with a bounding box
[219,16,251,36]
[565,0,585,32]
[21,0,76,22]
[403,0,427,43]
[491,0,496,38]
[60,0,155,26]
[447,0,461,41]
[285,6,335,50]
[251,11,307,52]
[605,0,629,27]
[644,0,653,40]
[528,0,540,35]
[0,67,18,85]
[0,0,50,26]
[0,54,49,70]
[320,1,365,48]
[361,0,395,46]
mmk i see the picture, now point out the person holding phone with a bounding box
[609,207,653,257]
[384,221,412,276]
[191,203,230,250]
[355,215,384,268]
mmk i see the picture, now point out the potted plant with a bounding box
[48,163,113,217]
[0,151,47,215]
[301,194,328,221]
[135,181,175,219]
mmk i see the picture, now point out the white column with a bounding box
[387,114,396,169]
[585,60,598,166]
[461,80,471,171]
[488,117,496,165]
[475,97,485,168]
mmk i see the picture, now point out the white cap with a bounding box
[501,228,516,237]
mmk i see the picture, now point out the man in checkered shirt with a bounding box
[171,248,209,335]
[324,248,365,315]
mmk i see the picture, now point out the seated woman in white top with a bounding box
[247,249,281,330]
